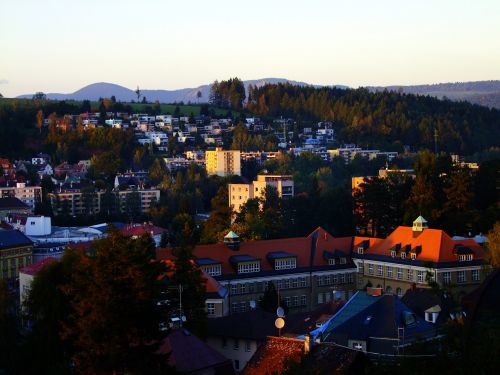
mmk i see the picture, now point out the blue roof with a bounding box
[196,258,222,266]
[324,293,435,342]
[320,291,382,340]
[0,230,33,250]
[267,251,296,260]
[229,255,259,263]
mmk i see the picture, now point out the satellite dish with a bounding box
[276,307,285,318]
[249,300,256,309]
[275,317,285,329]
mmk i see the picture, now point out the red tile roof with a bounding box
[243,336,305,375]
[361,226,484,263]
[20,257,57,276]
[122,223,166,237]
[157,227,355,275]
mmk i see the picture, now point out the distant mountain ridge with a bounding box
[367,80,500,109]
[16,79,500,108]
[17,78,337,104]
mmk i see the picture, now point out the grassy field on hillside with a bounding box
[0,98,238,117]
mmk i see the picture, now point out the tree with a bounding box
[169,224,207,337]
[36,109,44,134]
[486,222,500,267]
[200,186,232,243]
[62,230,169,374]
[0,280,21,373]
[259,281,287,314]
[32,92,47,100]
[135,86,141,102]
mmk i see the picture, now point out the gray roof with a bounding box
[0,230,33,250]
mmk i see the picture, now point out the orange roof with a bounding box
[158,227,355,276]
[363,226,484,263]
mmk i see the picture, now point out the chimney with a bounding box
[304,335,310,354]
[367,287,383,297]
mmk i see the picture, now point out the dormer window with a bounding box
[466,254,473,261]
[202,264,222,276]
[401,252,406,260]
[238,262,260,274]
[340,257,347,265]
[274,258,296,270]
[357,246,364,255]
[391,250,396,258]
[328,258,336,266]
[459,255,465,262]
[411,253,416,260]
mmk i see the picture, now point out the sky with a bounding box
[1,0,500,97]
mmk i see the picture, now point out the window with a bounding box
[245,340,251,352]
[357,247,364,255]
[240,284,247,294]
[417,270,424,283]
[407,269,413,281]
[467,254,473,261]
[234,360,240,370]
[317,276,324,286]
[458,255,465,262]
[318,293,324,304]
[377,265,383,276]
[440,272,451,285]
[472,269,480,281]
[233,339,239,350]
[299,277,307,287]
[202,264,221,276]
[292,296,299,307]
[324,275,331,285]
[275,258,296,270]
[401,252,406,259]
[386,267,393,278]
[332,274,338,284]
[207,303,215,316]
[368,264,374,275]
[291,278,298,288]
[396,287,402,297]
[300,295,307,306]
[340,257,347,264]
[231,284,238,295]
[284,296,291,307]
[348,273,354,283]
[397,268,403,280]
[328,258,336,266]
[411,253,416,260]
[457,271,466,283]
[391,250,396,257]
[339,274,346,284]
[238,262,260,274]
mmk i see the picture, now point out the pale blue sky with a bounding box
[1,0,499,97]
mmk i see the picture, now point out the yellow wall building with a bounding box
[205,148,241,177]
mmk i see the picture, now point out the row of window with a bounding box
[237,262,260,274]
[230,277,308,295]
[274,258,297,270]
[458,254,474,261]
[443,270,480,284]
[390,251,417,260]
[202,265,222,276]
[0,248,32,258]
[316,273,354,286]
[328,258,347,266]
[367,264,426,283]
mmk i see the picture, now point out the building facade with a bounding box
[0,184,42,209]
[229,174,294,213]
[352,217,487,297]
[0,230,33,282]
[205,148,241,176]
[158,228,358,316]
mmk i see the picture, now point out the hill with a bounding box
[16,79,346,104]
[368,80,500,108]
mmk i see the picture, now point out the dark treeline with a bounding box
[209,78,246,110]
[246,83,500,154]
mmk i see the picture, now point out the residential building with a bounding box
[157,228,359,316]
[0,197,32,220]
[158,329,234,374]
[19,257,57,309]
[352,216,487,296]
[229,174,294,214]
[0,230,33,281]
[205,148,241,176]
[48,188,160,216]
[121,223,167,247]
[0,183,42,209]
[322,289,436,355]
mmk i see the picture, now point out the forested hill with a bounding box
[246,83,500,155]
[368,80,500,109]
